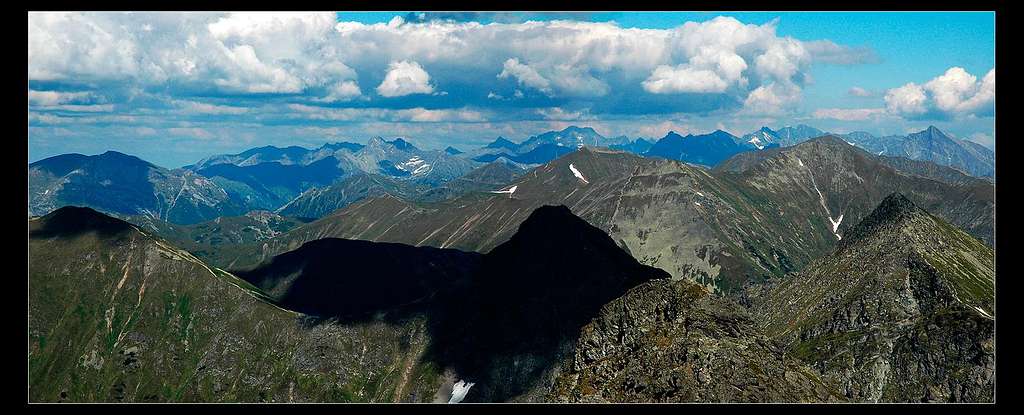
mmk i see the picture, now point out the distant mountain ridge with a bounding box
[644,129,771,166]
[29,151,249,224]
[28,124,994,228]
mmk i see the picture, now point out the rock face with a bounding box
[750,194,994,402]
[551,279,844,402]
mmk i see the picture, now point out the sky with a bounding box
[28,11,996,168]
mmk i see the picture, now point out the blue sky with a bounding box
[29,12,995,168]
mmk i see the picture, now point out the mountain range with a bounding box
[230,136,991,295]
[29,189,994,402]
[27,119,997,403]
[28,124,993,227]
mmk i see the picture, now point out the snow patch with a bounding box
[568,163,589,184]
[449,380,475,403]
[829,214,844,233]
[828,214,844,240]
[489,185,517,198]
[748,136,765,150]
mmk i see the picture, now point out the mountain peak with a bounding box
[498,204,621,256]
[97,150,150,165]
[486,136,518,149]
[842,193,925,243]
[663,131,685,140]
[445,146,463,155]
[31,206,135,239]
[388,138,416,150]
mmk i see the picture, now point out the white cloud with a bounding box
[318,81,363,102]
[498,58,553,95]
[283,103,484,123]
[28,12,356,98]
[27,13,877,114]
[742,83,801,115]
[376,60,436,97]
[885,67,994,118]
[45,104,115,113]
[535,107,594,121]
[884,82,928,116]
[812,107,887,121]
[28,90,97,106]
[924,67,994,114]
[642,65,730,93]
[174,100,249,115]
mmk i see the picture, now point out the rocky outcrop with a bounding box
[550,279,844,402]
[751,194,994,402]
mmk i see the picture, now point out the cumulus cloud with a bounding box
[29,12,356,98]
[885,67,995,119]
[498,58,553,95]
[884,83,928,116]
[30,11,914,163]
[376,60,436,97]
[642,66,731,93]
[28,13,878,116]
[636,16,822,117]
[924,67,994,114]
[742,83,801,115]
[319,81,363,102]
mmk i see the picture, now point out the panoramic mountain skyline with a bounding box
[25,11,999,404]
[28,12,994,168]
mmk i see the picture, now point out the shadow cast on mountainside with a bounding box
[30,206,136,239]
[232,204,671,402]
